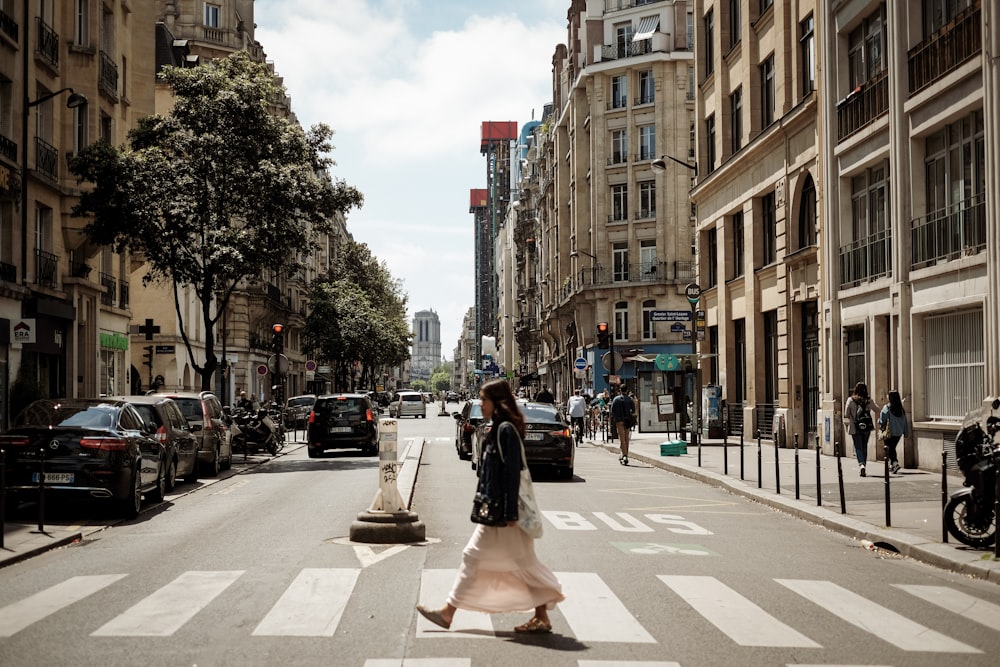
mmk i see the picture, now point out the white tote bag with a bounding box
[499,423,544,539]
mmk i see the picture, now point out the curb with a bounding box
[0,531,83,569]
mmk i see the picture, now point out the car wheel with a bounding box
[307,447,321,459]
[119,468,142,518]
[202,446,221,477]
[183,463,199,485]
[164,456,179,493]
[148,465,167,503]
[561,466,574,480]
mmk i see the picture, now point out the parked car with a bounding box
[389,391,426,419]
[150,391,231,476]
[1,398,168,517]
[453,399,484,463]
[479,402,575,479]
[284,394,316,429]
[121,395,200,487]
[306,393,380,457]
[446,391,461,403]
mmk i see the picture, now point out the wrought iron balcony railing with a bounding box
[0,8,17,43]
[839,228,892,288]
[119,281,130,310]
[910,192,985,269]
[100,272,117,307]
[100,50,118,98]
[35,136,58,179]
[34,249,58,288]
[908,2,981,95]
[837,70,888,141]
[601,39,653,62]
[0,134,15,162]
[0,261,16,283]
[36,17,58,68]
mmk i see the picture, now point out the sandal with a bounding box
[416,604,451,629]
[514,617,552,633]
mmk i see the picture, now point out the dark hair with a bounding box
[887,390,904,417]
[853,382,869,400]
[480,379,525,436]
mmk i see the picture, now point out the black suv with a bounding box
[150,391,231,476]
[306,394,379,458]
[122,395,200,487]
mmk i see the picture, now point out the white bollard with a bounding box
[371,417,405,512]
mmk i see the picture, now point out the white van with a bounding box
[391,391,426,418]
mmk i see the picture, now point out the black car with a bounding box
[151,391,231,476]
[481,402,575,479]
[306,393,379,457]
[0,398,168,517]
[122,395,200,487]
[453,399,484,463]
[284,394,316,430]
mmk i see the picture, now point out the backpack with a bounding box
[853,399,874,432]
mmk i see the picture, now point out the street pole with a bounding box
[686,284,701,457]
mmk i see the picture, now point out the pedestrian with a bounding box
[566,389,588,446]
[878,390,910,474]
[416,378,564,633]
[236,390,255,412]
[610,385,636,465]
[844,381,878,477]
[534,384,555,404]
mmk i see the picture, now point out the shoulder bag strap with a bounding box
[500,421,527,471]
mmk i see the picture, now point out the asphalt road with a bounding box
[1,411,999,667]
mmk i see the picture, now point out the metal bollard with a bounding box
[794,433,801,499]
[774,432,781,495]
[815,435,822,507]
[1,445,5,549]
[883,443,892,527]
[723,431,728,476]
[941,451,949,543]
[756,430,762,489]
[995,458,999,558]
[37,444,46,533]
[835,440,846,514]
[739,431,745,481]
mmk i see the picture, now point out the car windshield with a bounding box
[171,398,204,421]
[468,403,483,419]
[521,404,561,423]
[16,401,118,429]
[316,398,365,415]
[400,394,422,402]
[288,397,314,408]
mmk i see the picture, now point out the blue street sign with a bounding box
[651,310,691,322]
[574,357,588,371]
[670,322,686,333]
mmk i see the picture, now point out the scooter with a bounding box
[228,407,282,457]
[944,397,1000,548]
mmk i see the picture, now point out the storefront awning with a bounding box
[633,15,660,41]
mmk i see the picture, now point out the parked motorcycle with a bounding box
[228,407,282,457]
[944,397,1000,548]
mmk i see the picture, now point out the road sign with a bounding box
[685,283,701,303]
[601,351,623,372]
[267,354,289,375]
[305,359,318,372]
[651,310,691,322]
[574,357,588,371]
[670,322,686,333]
[655,354,680,371]
[256,364,268,376]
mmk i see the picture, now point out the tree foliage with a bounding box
[69,52,362,390]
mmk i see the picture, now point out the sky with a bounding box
[254,1,568,360]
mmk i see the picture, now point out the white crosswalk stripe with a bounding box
[91,570,244,637]
[557,572,656,643]
[253,568,360,636]
[658,575,819,647]
[0,574,128,637]
[777,579,981,653]
[895,584,1000,632]
[365,660,470,667]
[417,569,494,638]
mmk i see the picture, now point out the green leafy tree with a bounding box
[429,363,452,392]
[69,52,362,390]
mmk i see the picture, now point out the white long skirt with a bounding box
[446,524,565,613]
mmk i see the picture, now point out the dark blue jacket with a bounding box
[477,420,522,521]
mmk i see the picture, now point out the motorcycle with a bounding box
[943,397,1000,548]
[228,407,282,457]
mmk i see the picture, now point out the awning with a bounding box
[633,15,660,41]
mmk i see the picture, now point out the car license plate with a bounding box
[329,426,353,434]
[33,472,74,484]
[525,433,544,441]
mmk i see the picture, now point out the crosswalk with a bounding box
[1,568,998,658]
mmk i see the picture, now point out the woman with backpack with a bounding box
[844,382,878,477]
[878,391,910,474]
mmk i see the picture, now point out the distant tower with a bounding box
[411,310,441,382]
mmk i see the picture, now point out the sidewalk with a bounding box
[593,428,1000,584]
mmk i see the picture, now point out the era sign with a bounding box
[11,319,36,344]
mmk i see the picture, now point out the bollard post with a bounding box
[883,443,892,527]
[835,440,846,514]
[774,431,781,495]
[37,444,46,533]
[941,451,949,543]
[756,430,762,489]
[815,435,822,507]
[739,431,745,481]
[723,431,729,476]
[794,433,801,499]
[1,445,5,549]
[995,457,999,558]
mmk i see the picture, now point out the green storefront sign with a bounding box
[100,332,130,351]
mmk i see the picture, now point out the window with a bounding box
[799,175,817,248]
[638,125,655,161]
[100,112,112,142]
[729,0,741,48]
[733,318,746,402]
[612,243,629,282]
[74,0,89,47]
[204,3,220,28]
[705,228,717,288]
[611,75,627,109]
[923,0,974,36]
[0,77,11,140]
[761,191,776,265]
[760,54,775,127]
[763,310,779,404]
[0,201,13,266]
[925,310,984,419]
[611,184,628,222]
[642,299,657,340]
[800,15,815,96]
[704,9,714,76]
[638,180,655,218]
[845,326,866,391]
[615,21,634,57]
[639,239,657,272]
[851,165,887,241]
[611,129,627,163]
[730,87,742,154]
[688,66,695,100]
[614,301,629,341]
[848,8,886,89]
[687,12,694,50]
[731,210,744,278]
[72,103,87,156]
[760,0,774,14]
[34,207,53,253]
[637,70,654,104]
[705,114,716,173]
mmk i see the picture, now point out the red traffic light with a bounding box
[272,324,284,334]
[597,322,609,334]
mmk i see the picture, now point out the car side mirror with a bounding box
[453,413,462,421]
[143,422,158,435]
[190,424,203,432]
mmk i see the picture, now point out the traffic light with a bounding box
[597,322,610,349]
[271,323,284,354]
[142,346,154,368]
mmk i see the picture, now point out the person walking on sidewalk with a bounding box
[534,385,555,404]
[611,385,636,465]
[566,389,588,446]
[878,390,910,474]
[416,378,564,634]
[844,382,878,477]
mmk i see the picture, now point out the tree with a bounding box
[429,363,452,392]
[69,52,362,390]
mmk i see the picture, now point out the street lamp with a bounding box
[20,84,87,285]
[651,154,698,175]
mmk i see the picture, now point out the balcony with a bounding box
[0,261,16,283]
[601,38,653,62]
[838,229,892,289]
[607,153,628,166]
[119,281,130,310]
[203,26,225,42]
[604,0,667,11]
[910,192,985,269]
[99,50,119,99]
[908,3,981,95]
[35,137,58,179]
[0,8,17,43]
[836,71,888,141]
[100,272,117,307]
[0,134,15,162]
[36,17,59,69]
[34,249,58,288]
[573,261,693,291]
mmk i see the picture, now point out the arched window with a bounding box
[798,174,817,248]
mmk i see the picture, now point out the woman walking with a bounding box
[878,390,910,474]
[417,378,564,633]
[844,381,878,477]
